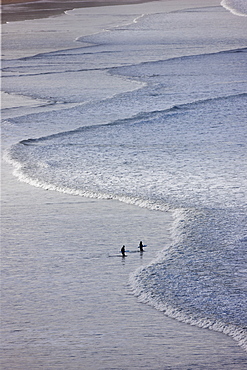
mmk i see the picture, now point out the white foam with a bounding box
[129,262,247,352]
[221,0,247,16]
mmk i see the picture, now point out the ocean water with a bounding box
[2,0,247,361]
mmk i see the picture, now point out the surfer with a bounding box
[138,241,144,252]
[121,245,126,257]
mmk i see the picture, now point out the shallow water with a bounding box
[2,163,247,369]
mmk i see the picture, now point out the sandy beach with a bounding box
[2,0,247,368]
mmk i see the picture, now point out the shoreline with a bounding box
[1,0,158,23]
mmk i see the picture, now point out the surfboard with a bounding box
[108,254,127,258]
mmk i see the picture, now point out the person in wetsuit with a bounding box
[121,245,126,257]
[138,241,144,252]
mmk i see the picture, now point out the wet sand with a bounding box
[1,0,158,23]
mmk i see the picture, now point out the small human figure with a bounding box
[138,241,144,252]
[121,245,126,257]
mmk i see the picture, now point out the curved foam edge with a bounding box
[129,264,247,352]
[3,148,171,212]
[221,0,247,17]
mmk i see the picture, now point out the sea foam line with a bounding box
[75,12,146,44]
[3,149,170,212]
[129,263,247,352]
[129,206,247,352]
